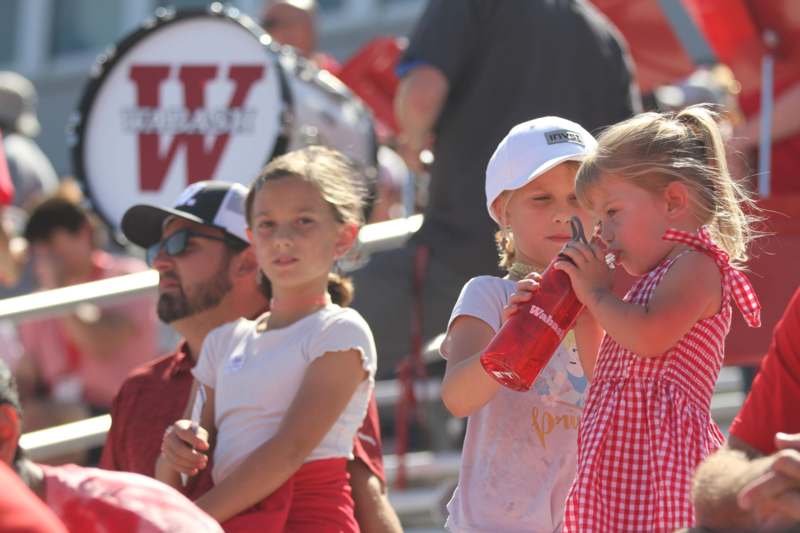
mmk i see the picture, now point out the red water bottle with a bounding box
[480,217,587,391]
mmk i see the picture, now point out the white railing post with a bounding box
[758,29,778,198]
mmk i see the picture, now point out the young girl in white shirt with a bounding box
[156,146,375,532]
[440,117,604,532]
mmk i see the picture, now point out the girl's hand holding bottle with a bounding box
[554,240,614,308]
[501,273,542,324]
[159,419,210,477]
[502,271,602,380]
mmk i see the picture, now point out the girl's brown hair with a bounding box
[245,146,368,306]
[576,105,758,265]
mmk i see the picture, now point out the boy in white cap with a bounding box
[437,116,604,532]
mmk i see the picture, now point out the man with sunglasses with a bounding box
[100,181,401,533]
[100,181,266,498]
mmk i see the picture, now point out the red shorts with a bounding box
[221,458,358,533]
[351,393,385,485]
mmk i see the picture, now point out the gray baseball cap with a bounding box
[0,71,41,138]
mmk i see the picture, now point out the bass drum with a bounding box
[279,51,378,172]
[70,4,377,232]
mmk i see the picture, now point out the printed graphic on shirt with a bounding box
[530,332,587,448]
[223,351,246,374]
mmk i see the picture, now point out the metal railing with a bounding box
[0,214,423,324]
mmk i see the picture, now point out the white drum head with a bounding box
[71,8,284,231]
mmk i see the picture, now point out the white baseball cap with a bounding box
[0,71,41,138]
[485,116,597,224]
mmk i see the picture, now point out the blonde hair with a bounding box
[245,146,368,306]
[576,105,757,265]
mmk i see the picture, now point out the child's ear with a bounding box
[334,223,359,259]
[663,181,690,219]
[491,194,510,227]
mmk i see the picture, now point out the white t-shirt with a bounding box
[442,276,588,533]
[192,304,376,484]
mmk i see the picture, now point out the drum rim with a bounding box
[69,4,379,232]
[68,4,289,235]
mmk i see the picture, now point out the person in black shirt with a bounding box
[352,0,641,380]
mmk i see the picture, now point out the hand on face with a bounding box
[738,433,800,528]
[553,240,614,306]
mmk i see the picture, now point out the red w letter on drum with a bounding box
[129,65,264,191]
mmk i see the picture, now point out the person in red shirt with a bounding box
[692,287,800,530]
[17,197,158,415]
[101,181,401,532]
[0,359,222,533]
[0,461,67,533]
[728,287,800,455]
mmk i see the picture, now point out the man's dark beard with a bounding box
[157,259,234,323]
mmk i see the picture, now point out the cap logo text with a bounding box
[546,129,584,147]
[174,182,207,207]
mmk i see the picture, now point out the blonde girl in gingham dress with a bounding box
[551,106,762,533]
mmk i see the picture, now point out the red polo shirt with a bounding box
[729,287,800,454]
[101,342,386,497]
[100,342,213,500]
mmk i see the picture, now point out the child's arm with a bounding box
[557,243,722,357]
[439,316,502,417]
[193,349,367,523]
[572,310,603,380]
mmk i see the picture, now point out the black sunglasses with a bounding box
[146,229,246,266]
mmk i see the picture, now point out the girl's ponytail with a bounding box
[327,272,354,307]
[676,106,758,264]
[258,271,354,307]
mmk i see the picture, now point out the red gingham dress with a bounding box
[562,227,761,533]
